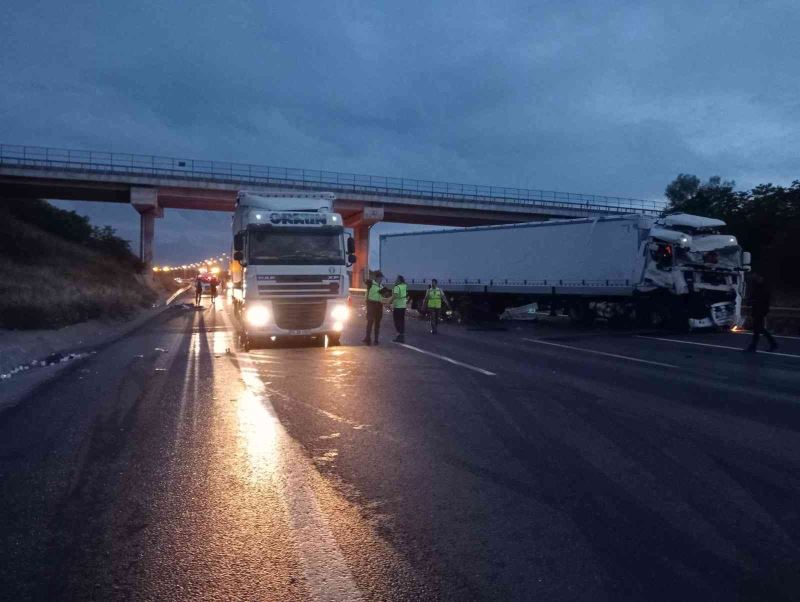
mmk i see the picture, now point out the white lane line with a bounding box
[236,351,363,601]
[166,284,192,305]
[522,338,678,369]
[637,336,800,359]
[731,331,800,341]
[395,343,496,376]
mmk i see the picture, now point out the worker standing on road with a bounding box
[195,277,203,306]
[363,271,386,346]
[210,279,218,306]
[744,272,778,352]
[391,275,408,343]
[424,279,451,335]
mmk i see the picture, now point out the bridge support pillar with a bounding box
[352,224,370,289]
[346,206,384,289]
[131,187,163,267]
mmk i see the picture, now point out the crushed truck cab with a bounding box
[230,192,354,348]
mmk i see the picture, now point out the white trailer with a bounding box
[379,214,749,329]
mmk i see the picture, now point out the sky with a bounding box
[2,0,798,264]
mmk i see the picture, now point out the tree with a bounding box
[665,174,700,209]
[663,175,800,290]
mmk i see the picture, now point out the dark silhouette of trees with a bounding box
[665,176,800,288]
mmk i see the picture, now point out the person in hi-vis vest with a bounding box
[363,271,388,346]
[390,275,408,343]
[423,279,451,334]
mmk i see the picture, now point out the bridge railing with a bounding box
[0,143,667,215]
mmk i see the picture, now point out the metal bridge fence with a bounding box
[0,144,666,215]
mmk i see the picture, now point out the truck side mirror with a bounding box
[233,250,244,262]
[742,251,751,266]
[348,254,357,265]
[346,236,355,254]
[234,232,244,252]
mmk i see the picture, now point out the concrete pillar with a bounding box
[130,187,163,267]
[352,223,371,289]
[346,206,384,289]
[139,211,155,265]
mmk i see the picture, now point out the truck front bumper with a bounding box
[688,301,737,329]
[241,299,349,337]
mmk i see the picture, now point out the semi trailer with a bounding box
[379,213,750,330]
[230,191,356,349]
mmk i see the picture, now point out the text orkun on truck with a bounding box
[379,213,750,330]
[230,192,355,349]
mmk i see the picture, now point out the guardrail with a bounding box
[0,143,666,216]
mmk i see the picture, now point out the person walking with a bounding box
[744,272,778,352]
[363,271,386,346]
[391,275,408,343]
[195,277,203,306]
[424,279,451,334]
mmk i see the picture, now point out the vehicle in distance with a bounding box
[380,213,750,330]
[230,191,356,349]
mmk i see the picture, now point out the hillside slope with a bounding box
[0,204,157,329]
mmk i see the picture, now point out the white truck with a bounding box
[379,213,750,330]
[231,191,355,349]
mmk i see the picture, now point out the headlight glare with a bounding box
[245,305,270,327]
[331,305,349,321]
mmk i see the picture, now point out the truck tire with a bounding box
[327,333,341,347]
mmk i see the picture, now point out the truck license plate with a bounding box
[288,329,309,335]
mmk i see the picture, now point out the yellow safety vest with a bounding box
[427,287,443,309]
[392,283,407,309]
[367,282,383,302]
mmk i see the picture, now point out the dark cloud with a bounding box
[2,0,799,263]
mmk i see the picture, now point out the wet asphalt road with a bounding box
[1,295,800,601]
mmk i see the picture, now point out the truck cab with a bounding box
[231,192,355,348]
[642,213,749,328]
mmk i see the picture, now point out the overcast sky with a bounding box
[2,0,798,263]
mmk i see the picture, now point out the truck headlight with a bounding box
[245,305,270,327]
[331,305,349,321]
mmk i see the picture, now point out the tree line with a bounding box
[0,199,145,271]
[665,175,800,289]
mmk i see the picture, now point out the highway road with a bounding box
[1,294,800,601]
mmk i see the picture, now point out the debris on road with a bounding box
[0,351,95,381]
[500,302,539,321]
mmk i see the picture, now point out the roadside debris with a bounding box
[0,351,95,381]
[171,303,198,310]
[500,303,539,321]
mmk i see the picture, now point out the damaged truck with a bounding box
[379,213,750,330]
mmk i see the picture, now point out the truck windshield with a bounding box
[248,229,344,265]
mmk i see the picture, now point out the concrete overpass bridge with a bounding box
[0,144,666,285]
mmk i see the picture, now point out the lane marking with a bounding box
[522,338,678,368]
[395,343,496,376]
[166,284,192,305]
[637,336,800,359]
[236,350,363,601]
[731,331,800,341]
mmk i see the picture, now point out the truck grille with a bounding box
[257,275,340,298]
[272,301,327,330]
[699,272,727,285]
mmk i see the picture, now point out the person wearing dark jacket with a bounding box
[744,273,778,352]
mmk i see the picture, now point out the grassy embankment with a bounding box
[0,200,158,329]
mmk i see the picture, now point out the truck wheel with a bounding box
[327,334,341,347]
